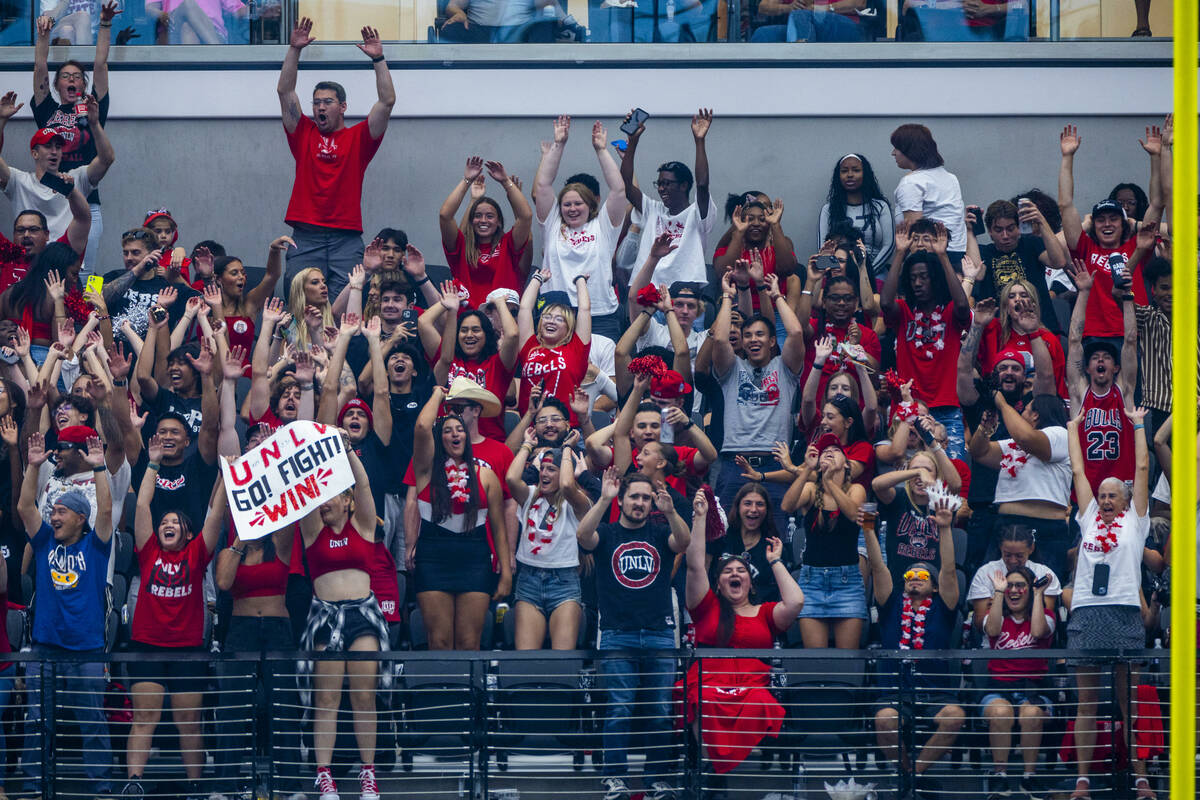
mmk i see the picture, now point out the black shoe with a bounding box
[912,773,940,800]
[120,781,145,799]
[1019,775,1043,799]
[985,772,1012,799]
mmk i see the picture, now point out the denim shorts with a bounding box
[796,564,867,620]
[980,688,1053,717]
[515,564,582,616]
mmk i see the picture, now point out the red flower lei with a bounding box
[445,459,472,508]
[525,496,559,556]
[1093,512,1123,554]
[899,595,933,650]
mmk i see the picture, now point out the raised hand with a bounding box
[464,156,484,182]
[1125,405,1149,426]
[147,433,164,464]
[0,415,16,449]
[362,238,384,273]
[363,316,382,341]
[202,282,222,310]
[223,344,247,380]
[931,222,949,255]
[552,114,571,144]
[484,160,509,184]
[1136,219,1158,251]
[765,198,784,225]
[773,441,796,472]
[1139,124,1163,157]
[600,465,620,501]
[100,0,118,23]
[340,312,362,336]
[569,387,589,418]
[27,431,47,467]
[1065,257,1093,291]
[691,107,713,140]
[765,536,783,562]
[990,568,1007,593]
[303,304,323,331]
[763,272,782,302]
[439,279,460,311]
[960,253,984,282]
[813,334,835,364]
[468,174,486,200]
[187,336,214,376]
[290,16,316,49]
[262,297,286,325]
[114,26,139,45]
[191,245,214,280]
[44,270,65,302]
[107,341,132,380]
[35,15,53,40]
[747,249,766,285]
[293,349,316,385]
[899,378,914,403]
[622,108,646,141]
[403,244,426,277]
[348,264,366,291]
[731,205,749,232]
[1059,124,1081,156]
[57,317,76,350]
[356,25,383,60]
[591,120,607,151]
[734,455,762,481]
[692,488,709,518]
[654,486,674,514]
[894,221,912,252]
[0,91,24,121]
[157,285,178,308]
[13,327,30,359]
[649,231,677,261]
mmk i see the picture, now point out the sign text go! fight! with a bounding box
[220,421,354,540]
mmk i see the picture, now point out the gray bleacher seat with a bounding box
[6,607,26,651]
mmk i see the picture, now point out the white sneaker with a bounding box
[601,777,630,800]
[648,780,677,800]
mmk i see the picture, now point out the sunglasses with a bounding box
[903,569,931,582]
[1006,582,1029,592]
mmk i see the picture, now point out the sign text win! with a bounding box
[221,421,354,539]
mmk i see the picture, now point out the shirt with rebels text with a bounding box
[132,529,213,647]
[517,333,590,426]
[586,520,675,632]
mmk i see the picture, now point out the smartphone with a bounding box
[966,205,985,237]
[1033,574,1051,590]
[1092,563,1110,597]
[814,254,840,272]
[85,275,104,295]
[916,423,935,446]
[400,308,419,325]
[620,108,650,137]
[39,171,73,196]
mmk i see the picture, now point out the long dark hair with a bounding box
[454,310,499,362]
[727,482,779,544]
[7,242,78,317]
[430,414,482,524]
[158,509,196,544]
[890,124,945,169]
[825,153,889,243]
[714,554,759,646]
[1107,182,1149,220]
[824,394,868,445]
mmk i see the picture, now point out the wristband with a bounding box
[99,22,112,27]
[92,465,105,473]
[767,558,782,567]
[682,419,694,430]
[801,290,813,296]
[112,378,128,387]
[299,382,314,391]
[147,462,160,471]
[371,54,386,63]
[1134,424,1145,430]
[413,275,431,286]
[232,547,246,558]
[574,275,587,284]
[532,274,544,283]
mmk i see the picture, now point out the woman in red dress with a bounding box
[679,489,805,777]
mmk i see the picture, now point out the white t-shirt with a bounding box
[992,427,1072,507]
[589,333,616,378]
[539,205,622,316]
[967,558,1062,602]
[37,458,132,538]
[4,165,93,239]
[635,315,706,366]
[517,490,581,569]
[1071,498,1149,609]
[893,166,967,251]
[636,194,718,285]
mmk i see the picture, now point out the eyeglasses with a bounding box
[14,226,45,235]
[312,98,339,107]
[1006,582,1029,592]
[536,415,566,424]
[58,71,85,82]
[826,294,857,304]
[653,179,679,189]
[903,569,931,581]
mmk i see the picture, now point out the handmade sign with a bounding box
[221,421,354,539]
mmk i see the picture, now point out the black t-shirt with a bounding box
[103,272,200,342]
[973,237,1059,333]
[879,590,956,691]
[134,451,219,530]
[586,520,676,632]
[32,91,109,204]
[352,430,395,497]
[148,386,203,439]
[880,490,941,589]
[706,529,778,602]
[389,384,433,481]
[0,513,26,604]
[961,386,1016,508]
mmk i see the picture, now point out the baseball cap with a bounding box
[53,490,91,521]
[30,128,65,148]
[1083,339,1121,366]
[668,281,705,300]
[1090,200,1127,221]
[650,369,692,399]
[56,425,98,450]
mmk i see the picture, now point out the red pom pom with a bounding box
[702,484,725,542]
[635,285,662,307]
[628,355,667,378]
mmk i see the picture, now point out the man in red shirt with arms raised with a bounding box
[277,17,395,301]
[1064,260,1137,496]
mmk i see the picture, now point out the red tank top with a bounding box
[225,315,256,377]
[305,519,376,580]
[231,553,290,600]
[367,541,401,622]
[1078,385,1135,494]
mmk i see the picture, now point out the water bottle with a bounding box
[666,0,675,21]
[1017,197,1033,235]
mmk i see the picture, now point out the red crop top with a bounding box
[231,554,290,600]
[305,519,375,580]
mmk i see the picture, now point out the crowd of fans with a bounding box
[0,14,1180,800]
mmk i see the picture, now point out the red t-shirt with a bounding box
[1078,384,1136,494]
[470,436,514,499]
[802,317,882,409]
[987,610,1055,680]
[951,457,971,498]
[626,444,705,495]
[131,533,213,648]
[518,333,590,425]
[713,245,777,311]
[977,320,1068,398]
[284,116,383,233]
[0,231,74,293]
[888,299,967,409]
[843,438,876,487]
[1069,235,1147,338]
[444,228,527,305]
[448,354,515,442]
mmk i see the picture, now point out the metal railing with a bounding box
[0,646,1172,798]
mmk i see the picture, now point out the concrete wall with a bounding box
[0,113,1167,272]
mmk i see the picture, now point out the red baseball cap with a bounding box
[30,128,65,148]
[650,369,692,399]
[813,432,844,455]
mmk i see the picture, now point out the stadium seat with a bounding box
[6,606,26,651]
[490,656,588,772]
[774,656,869,775]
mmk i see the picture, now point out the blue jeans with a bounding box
[929,405,966,461]
[21,649,112,793]
[786,8,867,41]
[598,629,677,778]
[715,455,792,543]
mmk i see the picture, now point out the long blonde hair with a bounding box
[998,279,1043,343]
[286,268,334,349]
[462,197,505,270]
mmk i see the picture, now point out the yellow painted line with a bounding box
[1169,3,1196,799]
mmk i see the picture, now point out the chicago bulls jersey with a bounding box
[1078,385,1135,495]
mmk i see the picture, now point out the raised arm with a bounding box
[1057,125,1084,251]
[505,428,537,506]
[200,471,227,555]
[218,346,245,458]
[191,338,219,465]
[517,268,545,344]
[592,121,629,226]
[684,488,711,610]
[17,432,48,537]
[801,336,834,426]
[627,233,678,323]
[486,160,533,254]
[346,445,376,534]
[1027,318,1057,397]
[931,224,970,324]
[957,299,994,407]
[618,109,645,211]
[879,223,911,320]
[932,497,958,608]
[93,1,116,97]
[412,386,446,486]
[355,26,395,140]
[83,95,115,187]
[577,466,620,551]
[317,313,359,423]
[277,17,314,135]
[439,157,483,251]
[1065,413,1093,509]
[136,434,165,550]
[1063,259,1091,413]
[1128,406,1149,516]
[864,514,892,605]
[767,273,806,374]
[533,116,570,222]
[1116,285,1137,402]
[64,183,92,257]
[364,317,392,444]
[33,16,51,105]
[710,272,737,377]
[245,236,292,313]
[572,274,591,344]
[982,568,1007,637]
[1138,124,1164,224]
[995,390,1051,462]
[690,108,712,219]
[248,298,287,421]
